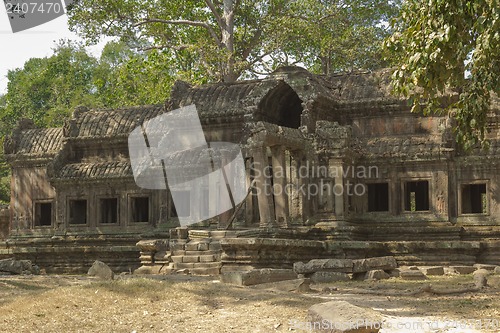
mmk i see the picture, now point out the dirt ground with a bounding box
[0,273,498,333]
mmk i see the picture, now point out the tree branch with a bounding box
[204,0,224,29]
[139,44,192,52]
[133,18,222,47]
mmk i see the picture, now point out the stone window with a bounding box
[461,183,487,214]
[130,196,149,223]
[69,199,87,225]
[367,183,389,212]
[100,198,118,224]
[404,180,429,211]
[34,201,52,227]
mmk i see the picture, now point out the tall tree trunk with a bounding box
[222,0,236,82]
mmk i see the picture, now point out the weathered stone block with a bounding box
[175,263,195,269]
[495,266,500,275]
[221,268,297,286]
[190,267,220,275]
[473,269,491,288]
[209,242,222,251]
[182,255,200,263]
[310,271,350,283]
[420,266,444,276]
[307,301,382,332]
[136,239,168,252]
[199,254,216,262]
[364,270,390,280]
[352,256,397,273]
[449,266,475,275]
[0,258,39,275]
[193,262,221,268]
[171,256,183,263]
[87,260,114,280]
[487,275,500,288]
[399,270,427,280]
[473,264,497,271]
[294,259,353,274]
[197,243,210,251]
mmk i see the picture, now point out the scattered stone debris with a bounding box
[399,269,427,280]
[364,269,390,280]
[87,260,114,280]
[307,300,382,333]
[473,269,491,288]
[310,271,350,283]
[448,265,476,275]
[221,268,297,286]
[419,266,444,276]
[0,258,39,275]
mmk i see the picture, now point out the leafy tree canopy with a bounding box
[67,0,399,80]
[385,0,499,149]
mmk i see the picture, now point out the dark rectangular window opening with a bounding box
[35,202,52,226]
[461,184,487,214]
[100,198,118,224]
[69,199,87,225]
[368,183,389,212]
[130,196,149,222]
[404,181,429,211]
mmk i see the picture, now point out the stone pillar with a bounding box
[252,146,275,227]
[329,160,344,220]
[297,153,311,223]
[245,158,255,226]
[271,146,289,228]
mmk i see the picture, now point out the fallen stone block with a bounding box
[399,270,427,280]
[310,271,350,283]
[420,266,444,276]
[386,269,400,278]
[307,300,382,332]
[221,268,297,286]
[364,270,390,280]
[87,260,114,280]
[251,278,312,293]
[487,275,500,288]
[473,269,491,288]
[473,264,497,271]
[449,266,475,275]
[136,239,168,252]
[352,256,397,273]
[494,266,500,275]
[294,259,353,274]
[0,258,39,275]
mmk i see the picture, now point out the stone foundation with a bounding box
[0,236,141,274]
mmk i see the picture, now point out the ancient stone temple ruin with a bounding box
[1,67,499,273]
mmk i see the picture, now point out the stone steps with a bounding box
[169,237,222,275]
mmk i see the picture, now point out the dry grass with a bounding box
[0,274,498,333]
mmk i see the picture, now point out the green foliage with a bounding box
[385,0,500,149]
[269,0,400,74]
[67,0,400,80]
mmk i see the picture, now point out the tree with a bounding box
[67,0,399,81]
[385,0,499,149]
[270,0,400,74]
[1,41,98,135]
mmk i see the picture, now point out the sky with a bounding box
[0,9,106,94]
